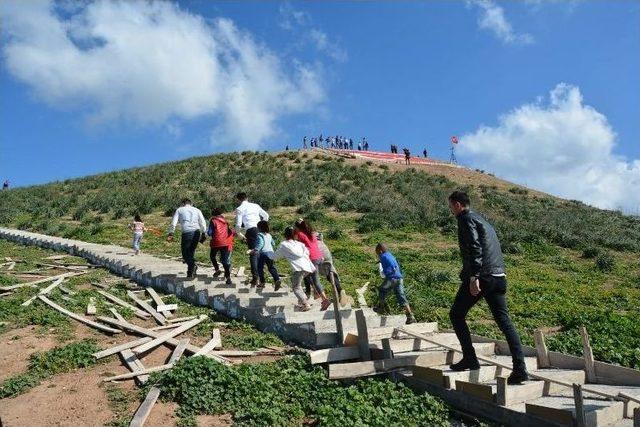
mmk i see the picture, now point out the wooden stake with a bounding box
[355,309,371,361]
[533,329,551,368]
[93,337,153,359]
[96,290,150,319]
[573,383,586,427]
[579,326,596,383]
[119,349,148,385]
[325,262,344,345]
[108,308,126,323]
[496,376,508,406]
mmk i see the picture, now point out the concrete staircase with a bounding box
[0,227,406,348]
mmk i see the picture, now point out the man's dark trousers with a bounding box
[244,227,259,280]
[449,275,526,371]
[181,230,201,276]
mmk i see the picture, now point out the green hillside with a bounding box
[1,150,639,369]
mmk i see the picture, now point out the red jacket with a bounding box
[294,231,322,261]
[208,216,234,249]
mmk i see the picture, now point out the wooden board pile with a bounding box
[308,309,640,427]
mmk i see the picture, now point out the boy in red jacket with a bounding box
[207,208,235,285]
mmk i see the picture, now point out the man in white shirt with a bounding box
[167,198,207,278]
[235,192,269,286]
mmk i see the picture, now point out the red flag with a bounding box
[451,136,459,144]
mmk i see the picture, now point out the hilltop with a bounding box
[1,149,639,369]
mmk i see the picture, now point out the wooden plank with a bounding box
[355,309,370,361]
[120,349,148,385]
[86,297,97,315]
[309,346,360,364]
[156,304,178,313]
[96,316,231,365]
[573,383,586,427]
[634,407,639,427]
[1,271,84,291]
[38,295,121,334]
[108,308,126,323]
[103,363,175,382]
[150,323,184,331]
[534,329,551,368]
[21,276,65,306]
[579,326,596,383]
[145,287,164,306]
[193,329,222,356]
[167,315,198,324]
[96,290,150,319]
[328,351,451,380]
[133,316,206,354]
[127,291,166,325]
[326,263,344,345]
[382,338,397,381]
[93,337,153,359]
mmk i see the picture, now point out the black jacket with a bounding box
[456,209,505,279]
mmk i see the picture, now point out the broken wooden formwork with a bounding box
[309,311,640,427]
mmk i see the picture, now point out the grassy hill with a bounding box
[1,150,639,369]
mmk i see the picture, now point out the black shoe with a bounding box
[507,370,529,385]
[225,277,232,285]
[449,359,480,371]
[213,270,222,278]
[274,280,282,291]
[250,277,258,287]
[406,313,417,324]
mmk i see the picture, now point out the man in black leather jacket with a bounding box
[448,191,528,384]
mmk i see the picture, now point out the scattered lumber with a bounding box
[108,307,126,322]
[86,297,97,315]
[103,363,175,382]
[129,341,188,427]
[93,337,153,359]
[120,349,149,385]
[210,348,284,357]
[96,290,150,319]
[91,281,111,290]
[145,288,173,318]
[356,281,369,307]
[310,346,361,365]
[127,291,166,325]
[167,315,197,324]
[193,329,222,356]
[21,277,65,306]
[44,254,68,260]
[36,262,88,271]
[6,261,15,270]
[132,315,206,354]
[38,295,121,334]
[58,285,76,295]
[156,303,178,313]
[96,316,231,365]
[150,323,184,331]
[0,271,86,291]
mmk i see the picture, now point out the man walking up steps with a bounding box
[167,198,207,278]
[447,190,528,384]
[235,192,269,286]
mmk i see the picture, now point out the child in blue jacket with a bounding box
[375,243,416,324]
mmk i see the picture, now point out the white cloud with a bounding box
[278,2,347,63]
[309,29,348,63]
[459,83,640,213]
[468,0,534,45]
[0,0,325,148]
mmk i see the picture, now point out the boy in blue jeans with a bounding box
[375,243,416,324]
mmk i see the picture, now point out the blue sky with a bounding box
[1,1,639,211]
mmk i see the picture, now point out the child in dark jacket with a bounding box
[375,243,416,324]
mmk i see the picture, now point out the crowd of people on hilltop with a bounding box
[302,135,370,151]
[128,190,530,385]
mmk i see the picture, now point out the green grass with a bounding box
[152,355,450,427]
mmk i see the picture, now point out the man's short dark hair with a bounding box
[448,191,470,207]
[181,198,192,205]
[236,192,247,201]
[375,243,388,253]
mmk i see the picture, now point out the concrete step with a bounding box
[522,395,625,427]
